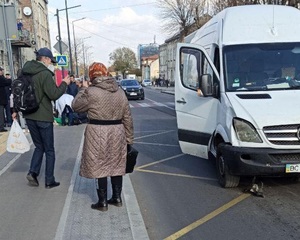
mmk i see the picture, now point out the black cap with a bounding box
[0,67,4,71]
[36,47,57,63]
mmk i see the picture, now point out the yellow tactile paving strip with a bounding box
[0,132,9,155]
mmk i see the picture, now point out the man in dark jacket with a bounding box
[66,74,78,97]
[0,67,12,132]
[13,47,71,189]
[4,73,12,127]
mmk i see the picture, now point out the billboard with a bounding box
[138,43,159,60]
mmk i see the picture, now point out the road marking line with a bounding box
[154,102,166,106]
[164,193,251,240]
[0,154,21,177]
[55,134,84,240]
[135,168,217,181]
[147,98,175,110]
[134,142,179,147]
[139,103,150,107]
[134,130,175,140]
[137,154,185,169]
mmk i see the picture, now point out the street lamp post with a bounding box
[64,0,81,74]
[82,36,91,78]
[72,17,85,77]
[55,3,81,77]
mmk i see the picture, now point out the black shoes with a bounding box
[26,172,39,186]
[91,189,108,211]
[26,173,60,189]
[45,181,60,189]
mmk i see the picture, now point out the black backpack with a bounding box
[12,72,43,114]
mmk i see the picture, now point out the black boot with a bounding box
[91,188,108,211]
[108,185,122,207]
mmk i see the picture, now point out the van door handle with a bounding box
[176,98,186,104]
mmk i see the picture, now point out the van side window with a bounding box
[180,47,218,92]
[180,48,201,90]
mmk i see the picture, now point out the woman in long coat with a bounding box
[72,62,134,211]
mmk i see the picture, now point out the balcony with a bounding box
[10,29,32,48]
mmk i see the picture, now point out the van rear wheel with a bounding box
[216,147,240,188]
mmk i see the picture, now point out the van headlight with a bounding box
[233,118,262,143]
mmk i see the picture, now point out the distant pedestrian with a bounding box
[0,67,12,132]
[165,79,169,88]
[155,78,159,87]
[4,73,12,126]
[12,47,71,189]
[66,75,78,97]
[17,20,23,39]
[72,62,134,211]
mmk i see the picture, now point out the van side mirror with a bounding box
[199,74,213,97]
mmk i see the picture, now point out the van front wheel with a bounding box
[216,147,240,188]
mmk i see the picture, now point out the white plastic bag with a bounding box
[6,120,30,154]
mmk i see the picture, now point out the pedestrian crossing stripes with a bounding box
[129,101,174,108]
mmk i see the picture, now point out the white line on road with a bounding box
[0,154,21,177]
[54,135,84,240]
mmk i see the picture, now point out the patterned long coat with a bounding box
[72,77,134,178]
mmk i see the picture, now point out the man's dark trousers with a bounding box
[26,119,56,185]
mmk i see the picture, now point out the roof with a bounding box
[192,5,300,45]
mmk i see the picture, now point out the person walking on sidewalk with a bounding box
[4,73,12,127]
[13,47,71,189]
[0,67,12,132]
[72,62,134,212]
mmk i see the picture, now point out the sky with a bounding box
[47,0,169,68]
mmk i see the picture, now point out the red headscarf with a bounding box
[88,62,108,80]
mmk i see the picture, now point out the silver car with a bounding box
[141,79,152,87]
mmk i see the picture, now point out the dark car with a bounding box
[120,79,145,100]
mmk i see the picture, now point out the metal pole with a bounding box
[65,0,73,74]
[72,23,78,76]
[1,4,14,79]
[56,9,64,78]
[81,36,91,79]
[72,18,85,77]
[83,41,86,78]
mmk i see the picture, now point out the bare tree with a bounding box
[157,0,206,41]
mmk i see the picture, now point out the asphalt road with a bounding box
[133,87,300,240]
[0,87,300,240]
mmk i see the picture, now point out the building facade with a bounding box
[159,34,180,85]
[141,54,159,81]
[0,0,50,77]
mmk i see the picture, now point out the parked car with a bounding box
[120,79,145,100]
[142,79,152,87]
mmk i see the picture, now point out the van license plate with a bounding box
[285,164,300,173]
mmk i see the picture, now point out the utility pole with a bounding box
[72,17,85,77]
[81,36,91,79]
[55,8,65,78]
[55,3,81,76]
[65,0,72,74]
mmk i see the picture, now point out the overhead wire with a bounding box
[48,2,160,49]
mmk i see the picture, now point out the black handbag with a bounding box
[126,147,138,173]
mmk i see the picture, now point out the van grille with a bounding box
[263,124,300,145]
[270,153,300,163]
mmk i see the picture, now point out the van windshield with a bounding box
[224,43,300,91]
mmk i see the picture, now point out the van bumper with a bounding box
[220,144,300,176]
